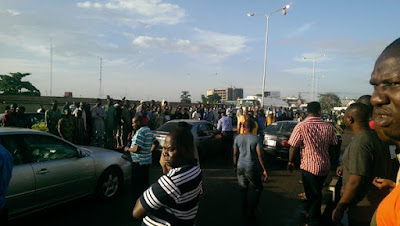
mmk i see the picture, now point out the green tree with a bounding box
[200,93,221,104]
[200,95,208,105]
[0,72,40,96]
[208,93,221,104]
[180,91,191,104]
[319,92,341,112]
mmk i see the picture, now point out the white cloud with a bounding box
[296,23,313,33]
[77,1,92,8]
[193,28,248,56]
[93,3,103,8]
[132,36,167,48]
[287,22,314,38]
[282,67,329,75]
[7,9,20,16]
[131,29,249,60]
[77,0,186,25]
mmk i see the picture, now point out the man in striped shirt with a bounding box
[133,126,202,226]
[124,115,159,201]
[287,101,338,226]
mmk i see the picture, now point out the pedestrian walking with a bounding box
[233,120,268,224]
[287,101,338,226]
[217,111,233,164]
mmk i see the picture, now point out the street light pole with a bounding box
[247,3,291,107]
[303,54,326,102]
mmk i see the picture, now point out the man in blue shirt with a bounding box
[124,115,159,202]
[233,120,268,224]
[217,112,233,164]
[0,143,13,225]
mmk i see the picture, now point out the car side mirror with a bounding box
[77,148,86,158]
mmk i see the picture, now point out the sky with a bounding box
[1,0,400,102]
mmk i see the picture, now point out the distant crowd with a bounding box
[1,97,349,150]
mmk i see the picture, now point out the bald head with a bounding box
[345,103,370,123]
[382,37,400,53]
[356,95,373,118]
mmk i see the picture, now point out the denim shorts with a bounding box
[237,168,263,191]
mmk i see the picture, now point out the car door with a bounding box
[1,135,36,216]
[196,123,214,160]
[206,123,223,155]
[22,134,96,207]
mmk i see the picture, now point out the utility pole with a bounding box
[99,58,103,98]
[50,38,53,96]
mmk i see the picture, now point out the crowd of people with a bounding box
[3,38,400,226]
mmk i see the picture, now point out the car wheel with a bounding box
[97,167,122,199]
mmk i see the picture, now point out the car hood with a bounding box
[79,146,117,155]
[79,146,130,163]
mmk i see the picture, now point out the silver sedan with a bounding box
[0,127,131,219]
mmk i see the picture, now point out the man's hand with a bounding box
[336,166,343,177]
[262,170,268,181]
[373,177,396,191]
[287,162,295,173]
[124,147,129,152]
[332,207,344,223]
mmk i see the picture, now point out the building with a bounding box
[264,91,280,99]
[207,87,243,101]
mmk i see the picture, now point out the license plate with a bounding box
[267,140,276,147]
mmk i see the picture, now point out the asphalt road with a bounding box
[9,130,353,226]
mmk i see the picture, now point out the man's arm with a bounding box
[233,146,239,169]
[256,146,268,181]
[57,119,64,139]
[132,198,147,219]
[151,140,159,152]
[125,144,141,153]
[287,146,298,172]
[217,119,222,131]
[332,174,364,223]
[373,177,396,191]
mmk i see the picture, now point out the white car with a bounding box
[0,127,131,218]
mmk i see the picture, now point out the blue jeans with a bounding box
[237,168,263,191]
[237,168,263,220]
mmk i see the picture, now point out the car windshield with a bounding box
[265,122,297,134]
[156,122,193,132]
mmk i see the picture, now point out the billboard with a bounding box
[264,91,280,99]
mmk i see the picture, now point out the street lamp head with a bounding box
[247,13,255,17]
[282,4,290,15]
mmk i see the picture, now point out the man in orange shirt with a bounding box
[368,37,400,225]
